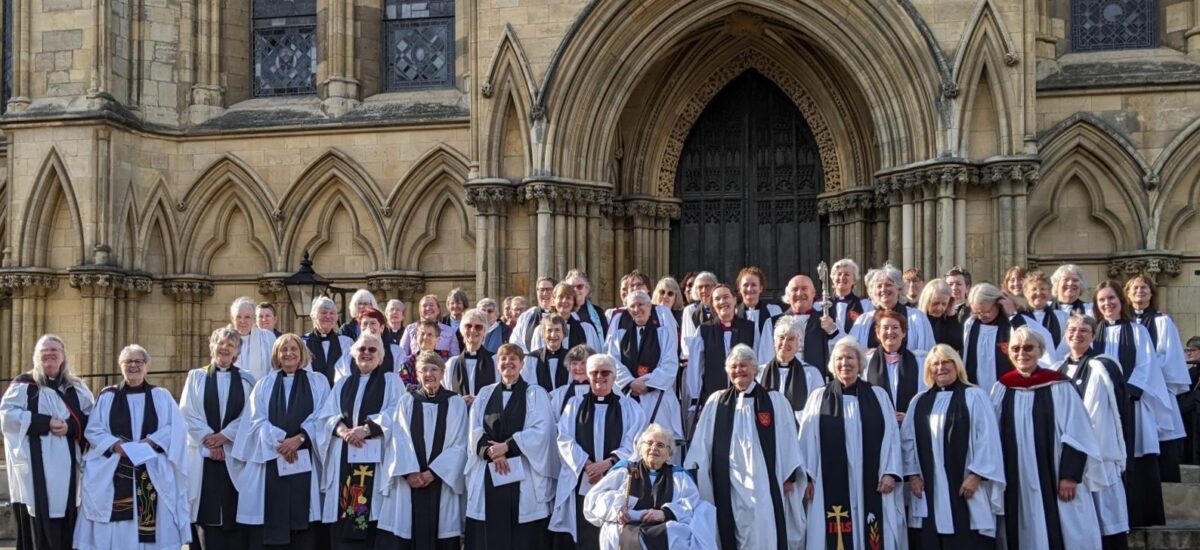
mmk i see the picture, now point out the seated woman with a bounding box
[75,345,191,550]
[583,423,717,550]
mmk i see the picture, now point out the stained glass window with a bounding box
[1071,0,1156,52]
[3,0,12,113]
[253,0,317,97]
[384,1,455,90]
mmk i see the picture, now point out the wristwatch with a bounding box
[298,433,307,444]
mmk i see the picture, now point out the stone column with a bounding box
[0,271,58,375]
[0,291,11,378]
[465,181,517,299]
[885,184,902,264]
[954,188,967,267]
[163,278,215,372]
[5,0,31,111]
[1188,0,1200,57]
[320,0,361,116]
[529,185,554,281]
[114,274,153,356]
[901,190,915,269]
[921,185,937,276]
[937,178,956,275]
[367,273,425,324]
[257,277,291,334]
[189,0,225,123]
[68,270,127,377]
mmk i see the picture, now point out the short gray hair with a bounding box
[460,308,487,331]
[832,258,860,280]
[119,344,151,366]
[690,271,718,301]
[209,327,242,350]
[828,339,867,377]
[637,423,677,456]
[724,344,758,371]
[476,297,498,311]
[773,316,804,346]
[1051,264,1089,295]
[1010,325,1047,352]
[230,296,256,318]
[586,354,619,374]
[967,283,1004,307]
[348,289,379,318]
[624,290,651,307]
[310,295,338,323]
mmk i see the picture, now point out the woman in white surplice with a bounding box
[377,351,468,550]
[685,344,805,550]
[316,331,403,549]
[798,339,906,550]
[583,423,718,550]
[900,344,1005,548]
[74,345,191,550]
[1,334,95,550]
[464,343,558,549]
[989,326,1103,549]
[232,333,332,550]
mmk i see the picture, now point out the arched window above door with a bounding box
[252,0,318,97]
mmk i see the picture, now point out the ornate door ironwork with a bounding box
[670,69,828,300]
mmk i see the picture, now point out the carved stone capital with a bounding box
[162,278,215,302]
[613,197,683,221]
[257,278,286,297]
[517,180,614,213]
[366,272,426,295]
[0,269,60,292]
[818,190,876,214]
[1107,252,1183,282]
[465,179,519,215]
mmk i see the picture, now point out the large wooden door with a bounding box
[670,69,828,300]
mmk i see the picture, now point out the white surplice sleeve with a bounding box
[427,396,469,494]
[1154,314,1191,395]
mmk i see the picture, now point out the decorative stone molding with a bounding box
[1107,252,1183,282]
[464,179,520,215]
[162,278,215,301]
[366,272,426,295]
[873,158,1040,196]
[818,190,878,214]
[67,268,154,294]
[658,49,846,196]
[612,196,682,220]
[515,180,615,214]
[0,270,60,291]
[257,278,286,297]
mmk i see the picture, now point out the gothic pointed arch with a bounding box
[1030,117,1149,252]
[280,148,386,214]
[954,0,1019,157]
[115,189,140,268]
[386,144,473,268]
[18,147,86,266]
[190,198,275,275]
[1151,118,1200,250]
[292,191,381,274]
[137,180,181,273]
[535,0,944,182]
[180,155,278,272]
[482,24,536,181]
[395,186,476,269]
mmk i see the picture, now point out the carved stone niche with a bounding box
[1107,252,1183,283]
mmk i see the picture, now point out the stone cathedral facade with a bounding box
[0,0,1199,387]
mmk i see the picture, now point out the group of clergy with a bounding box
[1,260,1190,550]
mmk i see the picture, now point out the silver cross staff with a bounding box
[817,261,831,318]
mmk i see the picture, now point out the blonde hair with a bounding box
[270,333,312,371]
[31,334,84,389]
[828,339,867,378]
[922,344,972,387]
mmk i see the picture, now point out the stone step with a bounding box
[1181,464,1200,484]
[1163,482,1200,522]
[1130,521,1200,550]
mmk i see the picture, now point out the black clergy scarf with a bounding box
[478,380,529,547]
[836,293,866,334]
[771,310,833,378]
[452,349,497,396]
[1039,307,1064,348]
[1059,299,1088,316]
[566,315,590,349]
[710,383,786,550]
[576,392,623,465]
[409,387,454,547]
[760,357,809,412]
[1058,354,1135,463]
[865,349,921,412]
[617,310,663,381]
[532,347,569,392]
[1134,308,1161,348]
[305,330,343,387]
[17,373,86,549]
[618,461,676,550]
[264,371,315,545]
[105,382,159,542]
[997,370,1085,550]
[336,367,388,541]
[912,382,972,542]
[1092,320,1138,385]
[197,365,246,528]
[697,319,756,404]
[520,308,546,351]
[690,304,713,330]
[964,313,1026,385]
[818,380,886,550]
[929,314,964,354]
[558,380,590,416]
[736,301,775,337]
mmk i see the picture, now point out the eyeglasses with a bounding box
[573,284,588,290]
[589,371,614,378]
[1010,344,1039,353]
[121,359,146,366]
[536,287,554,293]
[641,440,670,450]
[357,347,379,354]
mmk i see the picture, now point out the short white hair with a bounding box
[724,344,758,371]
[586,354,619,374]
[773,316,803,346]
[1051,264,1089,294]
[832,258,860,280]
[348,289,379,318]
[828,339,867,377]
[460,308,487,330]
[690,271,719,301]
[230,296,255,318]
[119,344,151,366]
[625,290,651,307]
[476,297,498,311]
[385,299,405,312]
[875,263,902,289]
[967,283,1004,307]
[309,295,337,321]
